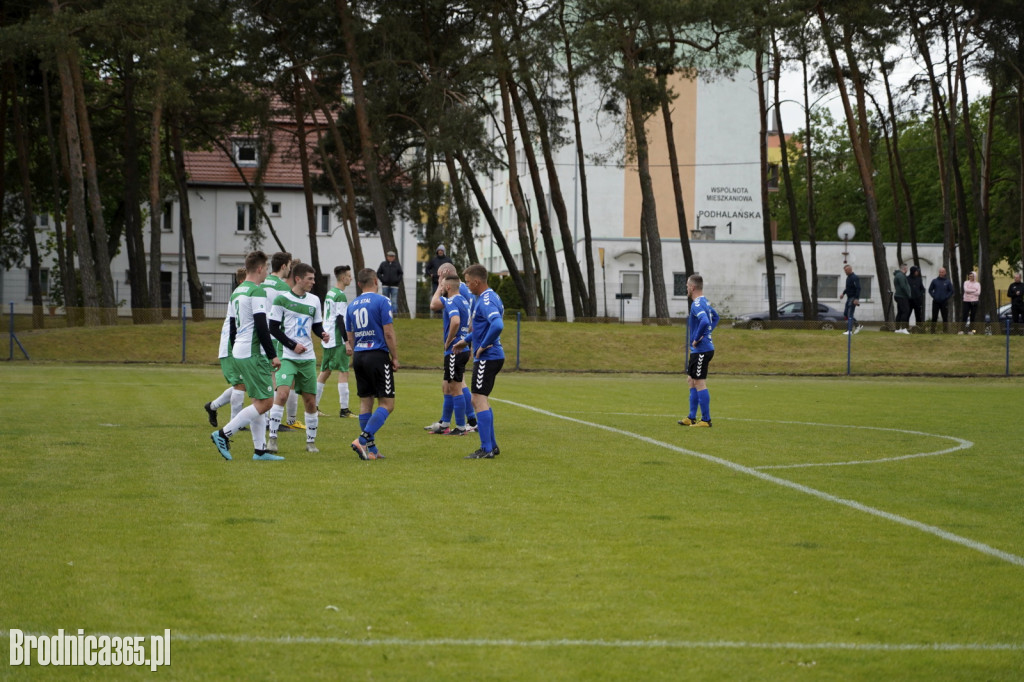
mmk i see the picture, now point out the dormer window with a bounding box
[233,139,259,167]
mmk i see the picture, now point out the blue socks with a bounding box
[477,409,495,452]
[442,395,454,424]
[688,388,698,420]
[697,389,710,422]
[453,393,466,428]
[463,388,476,421]
[360,406,390,444]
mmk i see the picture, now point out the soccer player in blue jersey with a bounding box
[425,263,477,434]
[346,268,400,460]
[455,264,504,459]
[678,274,719,428]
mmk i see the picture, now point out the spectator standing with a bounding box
[425,245,453,293]
[839,264,862,334]
[376,251,403,311]
[908,265,926,328]
[1008,273,1024,324]
[928,267,954,334]
[960,271,980,334]
[893,263,911,334]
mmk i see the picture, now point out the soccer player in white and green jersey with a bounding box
[267,263,329,454]
[204,267,247,428]
[317,265,353,417]
[210,250,283,461]
[264,252,303,429]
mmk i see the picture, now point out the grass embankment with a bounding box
[4,314,1024,376]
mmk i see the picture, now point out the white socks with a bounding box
[338,381,349,410]
[230,388,246,420]
[268,404,284,437]
[305,411,318,443]
[222,404,259,437]
[210,386,233,409]
[286,390,298,423]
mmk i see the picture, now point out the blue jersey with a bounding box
[442,293,470,354]
[470,288,505,361]
[346,291,394,353]
[459,282,475,310]
[688,296,718,353]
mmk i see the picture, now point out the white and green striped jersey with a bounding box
[321,287,348,349]
[269,290,323,361]
[263,274,291,296]
[229,281,271,360]
[217,312,232,359]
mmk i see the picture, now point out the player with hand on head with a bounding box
[210,250,283,461]
[424,262,477,433]
[266,263,329,454]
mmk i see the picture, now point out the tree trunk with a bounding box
[42,69,77,322]
[9,67,44,328]
[118,57,151,323]
[558,3,598,317]
[68,42,117,324]
[456,151,530,305]
[878,54,919,268]
[168,115,206,321]
[334,0,398,257]
[754,42,778,320]
[51,24,100,325]
[659,86,695,280]
[508,76,566,319]
[771,34,811,320]
[496,68,538,316]
[520,75,589,318]
[626,86,670,324]
[293,77,326,300]
[819,6,892,322]
[799,43,819,316]
[147,79,165,321]
[443,150,479,265]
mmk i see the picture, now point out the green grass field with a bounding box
[2,365,1023,680]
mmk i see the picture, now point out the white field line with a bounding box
[495,399,1024,569]
[559,412,974,470]
[3,631,1019,652]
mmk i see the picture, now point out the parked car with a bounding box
[732,300,847,331]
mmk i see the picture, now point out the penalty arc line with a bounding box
[493,398,1024,569]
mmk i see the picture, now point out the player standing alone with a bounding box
[678,274,719,428]
[346,268,400,460]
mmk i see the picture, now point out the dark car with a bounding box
[732,300,847,331]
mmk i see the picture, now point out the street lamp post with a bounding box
[838,221,855,264]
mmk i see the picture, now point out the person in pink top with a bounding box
[961,271,980,334]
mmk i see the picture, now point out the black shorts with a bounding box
[687,350,714,380]
[352,350,395,399]
[443,350,471,383]
[470,357,504,396]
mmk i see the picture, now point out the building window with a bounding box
[35,214,50,228]
[762,273,784,301]
[860,275,873,300]
[27,269,51,300]
[269,202,281,217]
[232,139,259,167]
[672,273,689,297]
[317,205,331,234]
[236,203,257,233]
[817,274,840,299]
[162,203,174,232]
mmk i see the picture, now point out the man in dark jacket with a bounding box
[376,251,403,310]
[425,245,453,293]
[893,263,911,333]
[839,264,862,334]
[1008,272,1024,324]
[908,265,926,328]
[928,267,954,333]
